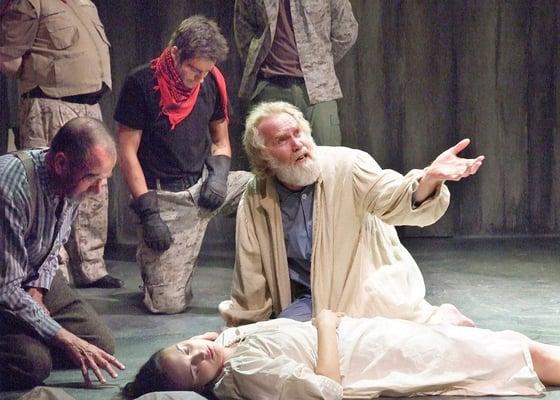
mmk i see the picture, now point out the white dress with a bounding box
[213,318,544,400]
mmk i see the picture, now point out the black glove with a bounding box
[130,191,172,251]
[198,155,231,210]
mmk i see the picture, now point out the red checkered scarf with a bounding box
[150,47,229,130]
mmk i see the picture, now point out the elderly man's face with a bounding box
[258,113,320,190]
[59,145,115,201]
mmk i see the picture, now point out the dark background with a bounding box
[1,0,558,248]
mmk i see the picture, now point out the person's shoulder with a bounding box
[200,71,221,96]
[241,175,260,198]
[125,63,153,83]
[316,146,376,178]
[316,145,368,164]
[0,152,28,199]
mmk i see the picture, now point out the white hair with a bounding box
[243,101,312,178]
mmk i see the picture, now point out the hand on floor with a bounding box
[53,328,126,386]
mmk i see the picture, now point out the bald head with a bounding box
[49,117,116,169]
[47,117,116,200]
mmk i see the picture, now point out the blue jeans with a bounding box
[278,293,312,322]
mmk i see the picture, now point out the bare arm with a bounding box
[413,138,484,205]
[314,310,342,384]
[117,123,148,199]
[209,118,232,157]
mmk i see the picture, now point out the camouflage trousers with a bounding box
[137,171,252,314]
[19,97,109,284]
[251,78,342,146]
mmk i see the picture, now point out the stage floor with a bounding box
[4,237,560,400]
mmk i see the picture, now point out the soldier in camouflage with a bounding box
[115,16,252,314]
[0,0,122,288]
[234,0,358,146]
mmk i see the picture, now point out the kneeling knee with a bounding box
[93,330,116,355]
[2,338,52,389]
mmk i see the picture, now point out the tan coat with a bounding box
[223,147,450,326]
[0,0,111,96]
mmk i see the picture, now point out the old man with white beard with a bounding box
[219,101,484,327]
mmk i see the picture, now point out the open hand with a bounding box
[414,139,484,205]
[54,328,125,386]
[426,138,484,182]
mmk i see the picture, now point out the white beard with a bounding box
[270,155,321,188]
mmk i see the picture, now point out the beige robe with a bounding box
[222,146,450,326]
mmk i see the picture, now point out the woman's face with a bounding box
[160,334,226,391]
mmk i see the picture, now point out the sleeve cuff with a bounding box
[318,375,344,400]
[38,314,62,340]
[410,169,446,210]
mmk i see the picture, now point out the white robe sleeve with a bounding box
[213,345,343,400]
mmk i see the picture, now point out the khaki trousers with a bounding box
[0,271,115,390]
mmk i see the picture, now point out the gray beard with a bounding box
[270,157,321,188]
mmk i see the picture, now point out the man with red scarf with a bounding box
[115,16,251,314]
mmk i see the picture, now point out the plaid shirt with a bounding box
[0,149,78,339]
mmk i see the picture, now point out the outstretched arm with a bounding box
[413,138,484,205]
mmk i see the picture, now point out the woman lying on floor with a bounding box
[124,310,558,399]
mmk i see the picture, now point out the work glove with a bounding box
[198,155,231,210]
[130,191,172,251]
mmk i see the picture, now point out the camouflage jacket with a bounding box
[234,0,358,104]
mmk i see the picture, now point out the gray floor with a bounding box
[3,237,560,400]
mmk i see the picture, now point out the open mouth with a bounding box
[295,153,308,163]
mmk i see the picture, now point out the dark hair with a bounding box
[123,346,217,398]
[168,15,228,64]
[49,117,116,170]
[122,350,174,399]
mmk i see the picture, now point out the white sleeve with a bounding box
[213,345,343,400]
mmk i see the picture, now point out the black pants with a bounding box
[0,271,115,390]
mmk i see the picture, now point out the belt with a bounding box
[146,175,200,192]
[21,86,107,105]
[261,75,305,87]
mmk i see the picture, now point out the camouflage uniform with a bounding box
[137,171,252,314]
[234,0,358,145]
[18,98,109,284]
[0,0,112,285]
